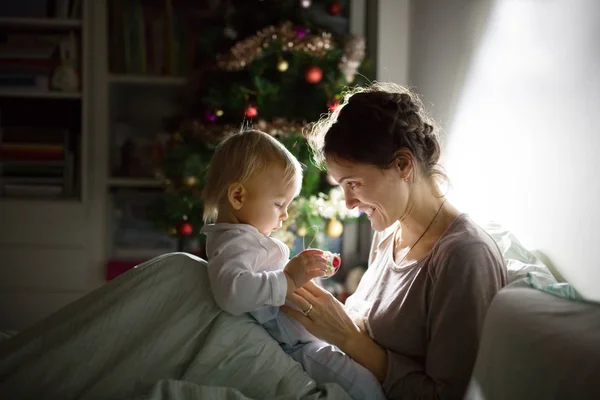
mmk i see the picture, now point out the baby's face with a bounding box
[238,165,299,236]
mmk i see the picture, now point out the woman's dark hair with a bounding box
[306,82,447,183]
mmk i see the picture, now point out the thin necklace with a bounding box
[395,198,447,266]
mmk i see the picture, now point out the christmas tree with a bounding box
[152,0,371,252]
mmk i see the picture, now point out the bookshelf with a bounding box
[0,0,87,202]
[97,0,196,264]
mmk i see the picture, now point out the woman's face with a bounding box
[327,157,408,231]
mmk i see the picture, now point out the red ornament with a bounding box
[178,222,193,236]
[305,66,323,84]
[245,105,258,118]
[328,1,342,16]
[332,255,341,269]
[328,100,340,112]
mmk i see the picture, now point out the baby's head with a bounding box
[203,129,303,236]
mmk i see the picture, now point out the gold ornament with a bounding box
[168,227,177,236]
[184,176,197,187]
[325,217,344,238]
[277,59,289,72]
[215,109,224,117]
[296,225,308,237]
[217,21,334,71]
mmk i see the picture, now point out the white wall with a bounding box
[410,0,600,301]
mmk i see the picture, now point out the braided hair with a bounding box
[306,82,447,184]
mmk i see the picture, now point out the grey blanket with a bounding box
[0,252,350,400]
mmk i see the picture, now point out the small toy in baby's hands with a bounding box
[322,251,341,278]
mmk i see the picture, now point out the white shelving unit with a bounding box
[109,74,186,86]
[0,0,98,330]
[107,177,163,189]
[0,4,89,202]
[89,0,193,265]
[0,89,82,99]
[0,17,82,29]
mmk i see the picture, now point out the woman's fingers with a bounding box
[302,280,330,297]
[280,306,312,326]
[295,286,319,304]
[287,292,311,311]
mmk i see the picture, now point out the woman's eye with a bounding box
[347,181,358,189]
[275,203,282,208]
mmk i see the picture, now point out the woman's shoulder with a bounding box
[430,214,506,276]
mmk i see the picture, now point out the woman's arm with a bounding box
[283,283,389,381]
[339,328,388,382]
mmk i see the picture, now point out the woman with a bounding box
[283,82,507,399]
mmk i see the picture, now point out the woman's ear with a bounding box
[394,149,414,181]
[227,182,246,210]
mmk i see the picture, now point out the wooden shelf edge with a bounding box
[108,177,163,188]
[0,17,82,29]
[109,74,187,86]
[0,90,82,99]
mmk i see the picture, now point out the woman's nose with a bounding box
[345,192,359,210]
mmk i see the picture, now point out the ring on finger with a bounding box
[302,304,313,316]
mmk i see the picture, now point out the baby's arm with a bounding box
[207,237,286,315]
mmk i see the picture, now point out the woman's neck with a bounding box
[396,179,454,244]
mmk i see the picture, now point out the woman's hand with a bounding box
[281,280,362,349]
[283,280,389,383]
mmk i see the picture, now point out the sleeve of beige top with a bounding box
[382,241,506,400]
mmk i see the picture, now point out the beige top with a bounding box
[344,214,507,400]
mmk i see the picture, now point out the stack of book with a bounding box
[0,34,62,93]
[0,126,74,198]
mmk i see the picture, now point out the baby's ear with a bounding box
[227,182,246,210]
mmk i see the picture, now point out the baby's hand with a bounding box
[284,249,327,295]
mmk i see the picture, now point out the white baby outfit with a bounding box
[201,223,385,400]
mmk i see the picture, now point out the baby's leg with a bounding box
[262,308,318,352]
[289,340,386,400]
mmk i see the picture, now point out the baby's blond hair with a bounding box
[202,129,303,222]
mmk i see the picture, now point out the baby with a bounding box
[200,130,384,400]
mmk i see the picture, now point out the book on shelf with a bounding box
[0,126,75,198]
[108,0,195,77]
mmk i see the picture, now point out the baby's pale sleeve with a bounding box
[207,235,287,315]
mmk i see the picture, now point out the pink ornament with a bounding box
[204,110,217,123]
[294,26,308,38]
